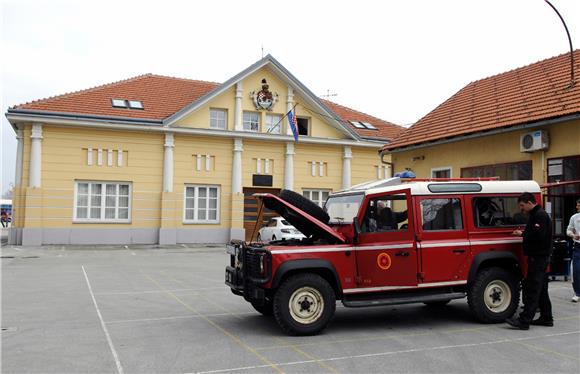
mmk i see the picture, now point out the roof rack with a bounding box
[400,177,500,182]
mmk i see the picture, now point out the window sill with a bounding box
[73,220,132,224]
[182,221,220,225]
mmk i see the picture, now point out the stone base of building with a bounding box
[8,227,243,246]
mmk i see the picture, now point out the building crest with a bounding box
[250,79,279,111]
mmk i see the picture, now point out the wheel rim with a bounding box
[484,280,511,313]
[288,286,324,324]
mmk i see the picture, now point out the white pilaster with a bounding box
[14,128,24,186]
[234,82,243,131]
[163,133,174,192]
[232,138,243,194]
[284,142,295,190]
[286,86,294,135]
[29,123,43,188]
[342,146,352,190]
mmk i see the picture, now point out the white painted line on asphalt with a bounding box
[105,312,256,325]
[94,287,225,295]
[82,265,125,374]
[192,330,580,374]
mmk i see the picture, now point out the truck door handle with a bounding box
[453,249,466,253]
[395,251,410,257]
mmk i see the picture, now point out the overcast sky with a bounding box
[2,0,579,194]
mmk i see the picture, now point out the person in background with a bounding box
[566,198,580,303]
[506,193,554,330]
[0,210,6,228]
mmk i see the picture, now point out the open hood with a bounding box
[255,193,346,244]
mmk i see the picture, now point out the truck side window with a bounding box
[362,194,408,233]
[421,198,463,231]
[473,196,527,227]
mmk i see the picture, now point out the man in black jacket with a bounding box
[506,192,554,330]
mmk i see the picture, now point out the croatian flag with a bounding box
[287,109,299,141]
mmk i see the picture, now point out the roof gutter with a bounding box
[5,112,383,148]
[381,113,580,156]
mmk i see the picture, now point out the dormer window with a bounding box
[111,99,144,110]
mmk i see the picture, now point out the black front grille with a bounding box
[242,247,270,283]
[244,249,262,278]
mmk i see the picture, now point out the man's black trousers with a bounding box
[520,255,553,324]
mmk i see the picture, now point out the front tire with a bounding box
[273,273,336,335]
[251,299,273,316]
[468,267,519,323]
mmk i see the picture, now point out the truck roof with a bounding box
[334,177,541,197]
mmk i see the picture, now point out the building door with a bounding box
[243,187,280,241]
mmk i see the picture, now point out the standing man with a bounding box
[506,192,554,330]
[566,199,580,303]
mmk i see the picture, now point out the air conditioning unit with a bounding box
[520,130,549,152]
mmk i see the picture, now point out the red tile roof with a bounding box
[322,99,405,141]
[11,74,402,141]
[383,50,580,151]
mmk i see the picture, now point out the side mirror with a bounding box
[353,216,361,244]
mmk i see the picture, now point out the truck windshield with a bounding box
[324,193,365,224]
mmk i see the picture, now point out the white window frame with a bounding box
[431,166,453,179]
[243,111,260,132]
[302,189,331,208]
[210,108,227,130]
[73,181,132,223]
[265,113,282,134]
[183,185,220,224]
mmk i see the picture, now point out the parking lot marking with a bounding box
[105,312,257,325]
[141,271,285,374]
[193,330,580,374]
[272,336,340,374]
[82,266,125,374]
[94,287,225,295]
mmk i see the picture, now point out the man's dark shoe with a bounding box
[506,317,530,330]
[530,318,554,327]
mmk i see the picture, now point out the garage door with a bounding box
[243,188,280,241]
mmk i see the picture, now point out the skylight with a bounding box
[111,99,127,108]
[350,120,366,129]
[362,122,377,130]
[111,99,144,110]
[128,100,144,109]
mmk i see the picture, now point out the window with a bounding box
[350,121,366,129]
[362,194,408,233]
[473,196,527,227]
[421,198,463,230]
[548,156,580,194]
[243,112,260,132]
[325,193,365,224]
[297,117,309,135]
[303,189,331,207]
[184,185,220,223]
[111,99,127,108]
[210,109,227,130]
[431,167,452,178]
[265,114,282,134]
[74,181,131,222]
[461,161,532,180]
[361,122,377,130]
[128,100,143,109]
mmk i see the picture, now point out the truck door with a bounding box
[415,195,470,283]
[355,189,418,289]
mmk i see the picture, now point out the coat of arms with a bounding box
[250,79,279,111]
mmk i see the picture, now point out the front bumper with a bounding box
[225,241,271,303]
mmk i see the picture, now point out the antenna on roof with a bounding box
[544,0,576,89]
[261,44,264,59]
[321,89,338,98]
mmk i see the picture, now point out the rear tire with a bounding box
[468,267,519,323]
[273,273,336,335]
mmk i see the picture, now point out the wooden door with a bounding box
[243,188,280,241]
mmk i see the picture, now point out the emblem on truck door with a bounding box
[377,252,392,270]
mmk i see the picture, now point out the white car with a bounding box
[257,217,305,242]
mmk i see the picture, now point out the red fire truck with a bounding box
[225,178,539,335]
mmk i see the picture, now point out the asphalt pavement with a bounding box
[1,244,579,373]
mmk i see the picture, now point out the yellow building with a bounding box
[381,50,580,237]
[6,55,403,245]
